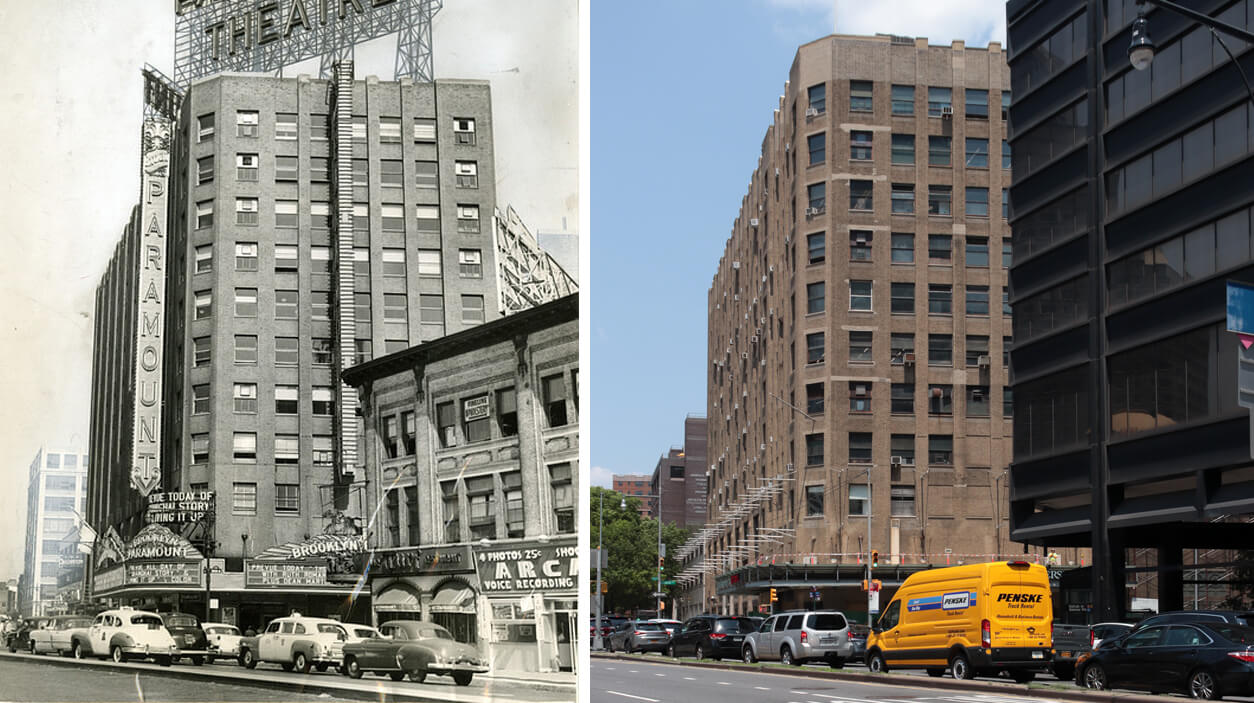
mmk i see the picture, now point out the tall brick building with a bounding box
[650,416,708,530]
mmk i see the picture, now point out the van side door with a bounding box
[876,600,903,663]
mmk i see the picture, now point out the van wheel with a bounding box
[742,645,756,664]
[927,668,945,677]
[241,648,257,669]
[293,652,310,674]
[950,653,975,680]
[867,651,888,673]
[110,645,127,664]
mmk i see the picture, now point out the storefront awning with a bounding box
[428,584,475,612]
[375,583,421,611]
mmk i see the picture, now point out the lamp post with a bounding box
[594,491,615,652]
[1128,0,1254,106]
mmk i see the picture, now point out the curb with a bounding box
[590,652,1165,703]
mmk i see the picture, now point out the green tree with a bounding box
[589,486,690,615]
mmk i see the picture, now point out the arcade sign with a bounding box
[475,539,578,594]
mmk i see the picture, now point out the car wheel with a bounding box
[191,656,204,666]
[626,641,634,654]
[927,668,945,677]
[1010,670,1035,684]
[950,653,975,680]
[407,670,427,684]
[241,648,257,669]
[867,651,888,673]
[743,645,756,664]
[389,672,405,681]
[780,646,796,666]
[156,656,172,667]
[606,639,614,653]
[695,644,706,660]
[315,663,328,672]
[293,652,310,674]
[344,656,363,679]
[452,671,473,686]
[1053,663,1075,681]
[110,645,126,664]
[72,642,84,660]
[1083,663,1108,690]
[1188,669,1221,700]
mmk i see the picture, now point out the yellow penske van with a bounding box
[865,560,1053,682]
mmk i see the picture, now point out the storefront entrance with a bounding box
[548,599,576,672]
[374,582,422,625]
[429,581,478,644]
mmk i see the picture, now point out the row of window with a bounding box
[802,281,1010,317]
[195,242,481,279]
[805,380,1012,418]
[1011,185,1090,262]
[808,132,1010,170]
[1011,12,1088,97]
[805,331,1012,367]
[198,112,477,146]
[198,433,334,469]
[804,432,962,467]
[43,453,84,469]
[192,289,484,325]
[191,384,335,417]
[201,334,383,368]
[198,154,479,190]
[807,181,1008,219]
[806,82,1009,120]
[804,483,917,519]
[42,496,84,514]
[437,463,576,543]
[227,482,301,516]
[1012,98,1089,183]
[43,475,78,492]
[195,199,481,233]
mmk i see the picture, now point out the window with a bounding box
[1002,90,1012,120]
[312,338,333,365]
[236,110,258,137]
[966,236,989,267]
[551,463,575,533]
[408,162,439,194]
[1003,188,1010,219]
[353,339,373,366]
[1003,286,1012,315]
[275,290,298,319]
[928,135,951,166]
[197,155,214,184]
[806,282,825,314]
[808,132,826,165]
[928,185,952,215]
[501,471,524,538]
[275,385,299,414]
[312,387,334,416]
[967,385,991,416]
[928,435,953,465]
[412,116,438,141]
[850,80,873,112]
[890,233,914,263]
[231,242,257,272]
[805,485,825,516]
[1002,139,1012,170]
[275,113,297,140]
[233,482,257,515]
[270,200,297,229]
[849,180,872,210]
[379,116,401,143]
[850,131,872,160]
[891,434,915,465]
[848,331,872,363]
[273,244,298,272]
[928,334,953,365]
[497,387,518,437]
[928,234,952,261]
[849,381,872,413]
[968,186,988,216]
[310,113,329,141]
[849,432,872,463]
[808,233,826,264]
[379,202,405,231]
[808,182,827,212]
[928,284,952,314]
[965,138,989,168]
[966,88,988,119]
[849,280,872,311]
[313,436,333,466]
[233,288,257,317]
[311,201,330,230]
[806,434,824,466]
[891,184,914,214]
[373,159,403,189]
[273,154,298,182]
[927,86,952,117]
[275,484,300,515]
[1003,387,1014,417]
[192,384,210,415]
[193,337,211,367]
[195,245,213,273]
[420,294,443,325]
[196,200,214,228]
[453,117,476,144]
[378,293,405,323]
[437,402,457,448]
[457,204,481,233]
[891,134,914,164]
[235,335,257,364]
[233,382,257,413]
[350,158,369,187]
[891,486,916,516]
[928,384,953,415]
[194,290,212,319]
[399,411,416,454]
[966,285,990,315]
[890,333,914,364]
[849,484,870,516]
[459,249,483,277]
[463,395,491,443]
[1003,240,1013,268]
[806,382,825,414]
[380,249,406,278]
[807,332,825,363]
[542,374,570,427]
[197,113,215,142]
[462,294,485,324]
[891,84,914,115]
[891,282,914,313]
[192,434,209,464]
[966,335,990,367]
[850,230,872,261]
[233,433,257,463]
[275,337,298,365]
[235,197,258,225]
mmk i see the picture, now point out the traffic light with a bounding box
[769,587,778,602]
[871,550,879,568]
[601,580,608,594]
[659,556,665,568]
[861,579,869,591]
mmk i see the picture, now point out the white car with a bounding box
[343,623,386,644]
[30,615,93,656]
[75,608,179,665]
[238,614,347,673]
[201,622,243,662]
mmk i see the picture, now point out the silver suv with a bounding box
[743,610,854,667]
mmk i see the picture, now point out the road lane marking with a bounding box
[628,670,639,673]
[755,686,771,690]
[717,681,731,686]
[604,692,659,702]
[655,673,666,677]
[683,676,696,680]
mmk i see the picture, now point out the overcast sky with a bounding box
[590,0,1008,490]
[0,0,577,581]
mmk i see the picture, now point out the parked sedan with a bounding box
[341,620,488,686]
[1076,622,1254,699]
[164,613,209,665]
[607,621,669,653]
[7,618,51,653]
[667,615,758,660]
[649,619,683,637]
[30,615,93,656]
[1090,622,1133,650]
[201,622,242,662]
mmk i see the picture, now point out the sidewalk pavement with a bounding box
[479,668,575,690]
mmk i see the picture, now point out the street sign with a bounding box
[659,543,666,557]
[868,589,880,613]
[663,580,677,585]
[652,591,667,598]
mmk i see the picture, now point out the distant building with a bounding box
[613,475,654,517]
[651,416,708,530]
[495,206,577,315]
[20,447,88,617]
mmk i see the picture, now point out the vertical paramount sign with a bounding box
[132,118,171,497]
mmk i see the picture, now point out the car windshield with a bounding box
[65,619,92,629]
[633,623,663,631]
[352,628,378,639]
[716,618,752,633]
[1210,624,1254,644]
[208,626,240,636]
[166,616,197,627]
[316,624,347,639]
[131,615,163,629]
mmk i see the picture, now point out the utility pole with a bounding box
[595,491,605,651]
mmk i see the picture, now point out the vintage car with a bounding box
[29,615,94,656]
[163,613,209,665]
[7,617,52,653]
[237,614,346,674]
[201,622,242,662]
[340,620,488,686]
[74,608,179,665]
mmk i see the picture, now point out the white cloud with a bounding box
[590,465,615,488]
[834,0,1007,46]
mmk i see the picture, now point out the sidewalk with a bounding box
[479,668,576,691]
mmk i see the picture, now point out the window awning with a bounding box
[428,584,475,612]
[375,584,421,611]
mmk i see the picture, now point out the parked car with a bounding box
[649,619,683,637]
[341,620,488,686]
[163,613,209,665]
[77,608,179,665]
[1090,622,1133,650]
[667,615,758,660]
[7,617,51,653]
[237,614,347,673]
[743,610,855,667]
[343,623,385,644]
[590,617,614,640]
[847,624,869,663]
[201,622,242,662]
[29,615,93,656]
[1076,622,1254,699]
[1051,623,1092,680]
[1130,611,1254,634]
[607,621,669,653]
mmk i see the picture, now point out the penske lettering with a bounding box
[996,593,1044,603]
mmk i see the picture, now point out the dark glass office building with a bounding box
[1006,0,1254,618]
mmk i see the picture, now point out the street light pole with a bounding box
[595,490,604,651]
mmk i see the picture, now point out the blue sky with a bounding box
[590,0,1007,487]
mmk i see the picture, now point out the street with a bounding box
[0,652,573,703]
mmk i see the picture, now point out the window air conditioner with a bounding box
[904,353,916,365]
[786,463,795,473]
[742,352,749,359]
[805,107,820,118]
[760,317,767,325]
[751,335,759,344]
[761,359,766,366]
[760,443,767,451]
[931,387,944,398]
[732,261,741,269]
[750,218,760,227]
[972,389,985,400]
[805,207,819,216]
[890,455,903,466]
[978,355,991,368]
[855,385,868,397]
[941,105,954,117]
[734,294,740,301]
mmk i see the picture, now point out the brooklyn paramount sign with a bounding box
[176,0,400,59]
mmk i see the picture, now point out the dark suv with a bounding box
[1129,610,1254,634]
[667,615,758,660]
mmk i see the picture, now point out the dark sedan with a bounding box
[341,620,488,686]
[1076,622,1254,699]
[164,613,209,665]
[667,615,758,661]
[607,621,669,653]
